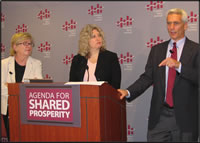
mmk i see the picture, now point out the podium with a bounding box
[1,115,7,141]
[7,82,127,142]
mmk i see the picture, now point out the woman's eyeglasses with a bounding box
[17,42,34,47]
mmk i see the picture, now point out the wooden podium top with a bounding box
[8,82,125,103]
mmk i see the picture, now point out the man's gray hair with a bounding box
[167,8,188,23]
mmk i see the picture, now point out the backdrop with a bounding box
[1,1,199,141]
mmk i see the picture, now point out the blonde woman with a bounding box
[1,32,43,140]
[69,24,121,89]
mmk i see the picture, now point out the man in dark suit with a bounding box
[199,43,200,140]
[118,8,199,142]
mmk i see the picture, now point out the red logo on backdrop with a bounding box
[188,11,198,23]
[63,54,74,65]
[146,36,164,48]
[1,13,5,22]
[45,74,52,79]
[16,24,28,33]
[38,41,51,52]
[127,124,135,136]
[62,19,77,32]
[116,16,134,28]
[88,4,103,16]
[1,43,6,53]
[37,9,51,20]
[146,1,163,11]
[119,52,134,64]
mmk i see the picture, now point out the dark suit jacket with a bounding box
[69,50,121,89]
[199,45,200,138]
[127,37,199,136]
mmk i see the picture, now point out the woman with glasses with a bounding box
[1,32,43,141]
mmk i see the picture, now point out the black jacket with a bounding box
[69,50,121,89]
[127,38,199,137]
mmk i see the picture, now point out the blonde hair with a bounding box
[10,32,34,56]
[78,24,106,57]
[167,8,188,23]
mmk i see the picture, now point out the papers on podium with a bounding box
[64,81,106,86]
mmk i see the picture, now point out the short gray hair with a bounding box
[166,8,188,23]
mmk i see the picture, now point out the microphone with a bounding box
[9,71,13,74]
[86,65,89,81]
[170,50,174,54]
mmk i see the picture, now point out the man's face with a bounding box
[167,13,187,42]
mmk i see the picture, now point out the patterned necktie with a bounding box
[166,42,177,107]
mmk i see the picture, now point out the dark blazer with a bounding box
[69,50,121,89]
[127,37,199,136]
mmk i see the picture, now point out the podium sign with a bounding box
[20,83,81,127]
[26,88,73,122]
